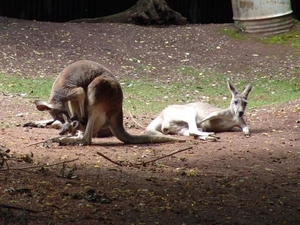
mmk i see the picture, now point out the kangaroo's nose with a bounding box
[238,111,244,117]
[162,128,169,134]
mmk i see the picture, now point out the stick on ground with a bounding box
[97,152,123,167]
[0,204,43,213]
[0,158,79,171]
[97,146,193,167]
[142,146,193,166]
[27,136,61,147]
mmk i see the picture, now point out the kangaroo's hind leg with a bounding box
[183,111,218,141]
[82,75,116,145]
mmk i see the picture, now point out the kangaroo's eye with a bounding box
[234,100,238,104]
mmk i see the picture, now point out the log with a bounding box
[70,0,187,25]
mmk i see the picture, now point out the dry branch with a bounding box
[97,146,193,168]
[27,136,61,147]
[142,146,193,166]
[128,111,145,129]
[97,152,123,167]
[0,158,79,171]
[0,204,44,213]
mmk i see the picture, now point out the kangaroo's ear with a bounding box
[242,83,252,99]
[71,121,80,129]
[62,113,71,123]
[227,80,238,97]
[34,100,53,111]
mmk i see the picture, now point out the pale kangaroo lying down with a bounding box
[145,81,252,140]
[33,60,179,145]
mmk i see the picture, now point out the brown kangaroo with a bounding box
[34,60,179,145]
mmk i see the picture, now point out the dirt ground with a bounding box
[0,17,300,225]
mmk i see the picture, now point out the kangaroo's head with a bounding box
[34,100,70,123]
[227,81,252,118]
[59,114,81,136]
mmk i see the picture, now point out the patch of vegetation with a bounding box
[0,70,298,116]
[121,66,299,114]
[219,25,247,40]
[0,74,53,98]
[258,20,300,48]
[220,20,300,48]
[250,76,300,108]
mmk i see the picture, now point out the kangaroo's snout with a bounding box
[238,111,244,117]
[162,128,169,134]
[233,105,245,118]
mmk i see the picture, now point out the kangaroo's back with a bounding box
[51,60,114,94]
[194,102,223,120]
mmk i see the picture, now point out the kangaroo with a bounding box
[59,114,82,136]
[145,80,252,139]
[34,60,180,145]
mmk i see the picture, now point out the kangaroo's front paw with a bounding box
[195,134,220,141]
[205,134,220,141]
[210,134,220,140]
[242,127,250,137]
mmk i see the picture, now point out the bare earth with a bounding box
[0,17,300,225]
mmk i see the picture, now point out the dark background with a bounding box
[0,0,299,24]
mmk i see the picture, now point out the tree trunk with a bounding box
[70,0,187,25]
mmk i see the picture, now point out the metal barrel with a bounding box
[231,0,293,35]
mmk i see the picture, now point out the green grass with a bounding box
[258,20,300,48]
[122,67,231,114]
[0,74,53,98]
[0,70,299,116]
[219,25,247,40]
[121,68,299,114]
[250,77,300,108]
[220,20,300,48]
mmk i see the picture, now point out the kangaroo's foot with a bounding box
[55,132,88,145]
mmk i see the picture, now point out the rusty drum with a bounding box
[231,0,293,35]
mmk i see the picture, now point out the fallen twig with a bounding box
[0,204,44,213]
[128,111,145,129]
[27,136,61,147]
[57,163,78,179]
[97,152,123,167]
[97,146,193,168]
[142,146,193,166]
[0,158,79,171]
